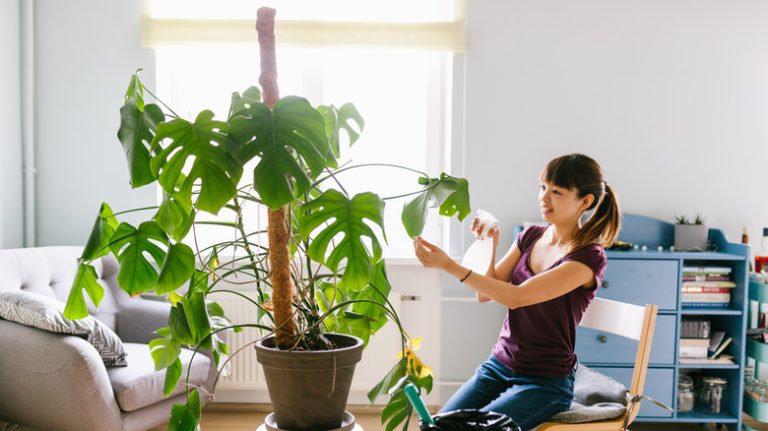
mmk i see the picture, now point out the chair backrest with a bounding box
[0,246,124,330]
[579,297,658,424]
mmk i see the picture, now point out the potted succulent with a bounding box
[63,8,469,431]
[674,214,709,251]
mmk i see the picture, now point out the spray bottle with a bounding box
[460,209,499,274]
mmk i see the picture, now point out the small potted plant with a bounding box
[674,214,709,251]
[63,8,469,431]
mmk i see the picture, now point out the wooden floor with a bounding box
[146,404,768,430]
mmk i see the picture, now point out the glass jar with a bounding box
[677,374,695,413]
[699,377,727,414]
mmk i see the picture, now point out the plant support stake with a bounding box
[258,7,297,349]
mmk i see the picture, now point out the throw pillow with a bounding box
[0,291,127,367]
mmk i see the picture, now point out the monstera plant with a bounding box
[63,9,470,431]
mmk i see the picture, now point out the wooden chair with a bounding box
[537,298,659,431]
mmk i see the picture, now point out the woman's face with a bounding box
[538,179,591,224]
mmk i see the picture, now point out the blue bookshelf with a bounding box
[513,214,749,429]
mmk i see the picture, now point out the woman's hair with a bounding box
[542,153,621,251]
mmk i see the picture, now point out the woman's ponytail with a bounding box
[571,183,621,251]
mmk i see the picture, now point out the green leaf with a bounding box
[228,86,262,119]
[82,202,118,261]
[118,101,164,188]
[169,304,195,345]
[381,391,409,423]
[299,190,386,291]
[401,191,430,240]
[336,312,371,346]
[109,221,168,296]
[168,389,202,431]
[63,263,103,320]
[385,406,411,431]
[149,327,182,370]
[154,192,195,242]
[151,110,242,214]
[163,357,183,396]
[183,291,212,344]
[317,103,365,162]
[418,374,434,393]
[352,260,392,334]
[368,358,407,403]
[229,96,330,209]
[402,173,471,238]
[123,70,145,111]
[156,243,196,294]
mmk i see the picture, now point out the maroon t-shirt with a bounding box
[491,225,607,376]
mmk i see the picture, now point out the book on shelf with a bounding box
[682,302,730,308]
[681,293,731,303]
[682,266,732,276]
[682,286,733,293]
[682,281,736,288]
[679,338,709,358]
[709,331,726,352]
[679,354,735,365]
[681,319,711,338]
[683,275,732,282]
[711,337,733,357]
[678,336,733,362]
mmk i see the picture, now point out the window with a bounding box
[146,1,464,258]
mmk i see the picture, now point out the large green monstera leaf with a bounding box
[109,221,169,296]
[117,71,165,188]
[299,190,386,291]
[150,111,242,214]
[118,102,164,188]
[229,96,330,209]
[401,173,471,238]
[317,103,364,163]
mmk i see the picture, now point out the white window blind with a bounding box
[142,0,465,50]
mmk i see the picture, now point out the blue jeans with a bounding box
[441,356,575,431]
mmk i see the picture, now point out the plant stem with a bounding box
[143,86,182,119]
[310,163,428,189]
[113,206,159,216]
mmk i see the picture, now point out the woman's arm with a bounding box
[477,241,522,303]
[415,237,593,309]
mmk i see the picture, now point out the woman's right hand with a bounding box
[471,217,500,244]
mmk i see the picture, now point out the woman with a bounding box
[413,153,621,430]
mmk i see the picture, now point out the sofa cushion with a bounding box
[0,291,127,367]
[109,343,211,412]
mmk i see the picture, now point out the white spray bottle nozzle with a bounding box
[461,209,499,274]
[475,209,499,238]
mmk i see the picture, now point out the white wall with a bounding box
[464,0,768,254]
[34,0,156,246]
[26,0,768,405]
[0,0,23,249]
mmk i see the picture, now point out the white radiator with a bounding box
[214,290,402,392]
[215,290,267,390]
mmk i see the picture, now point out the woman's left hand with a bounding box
[413,236,453,270]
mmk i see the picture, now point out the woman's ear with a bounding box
[580,194,595,211]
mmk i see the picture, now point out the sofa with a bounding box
[0,246,217,431]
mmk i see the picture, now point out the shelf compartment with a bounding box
[744,395,768,423]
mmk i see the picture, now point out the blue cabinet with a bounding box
[599,259,679,310]
[576,314,676,364]
[574,214,748,430]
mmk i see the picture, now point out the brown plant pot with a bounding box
[255,333,364,431]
